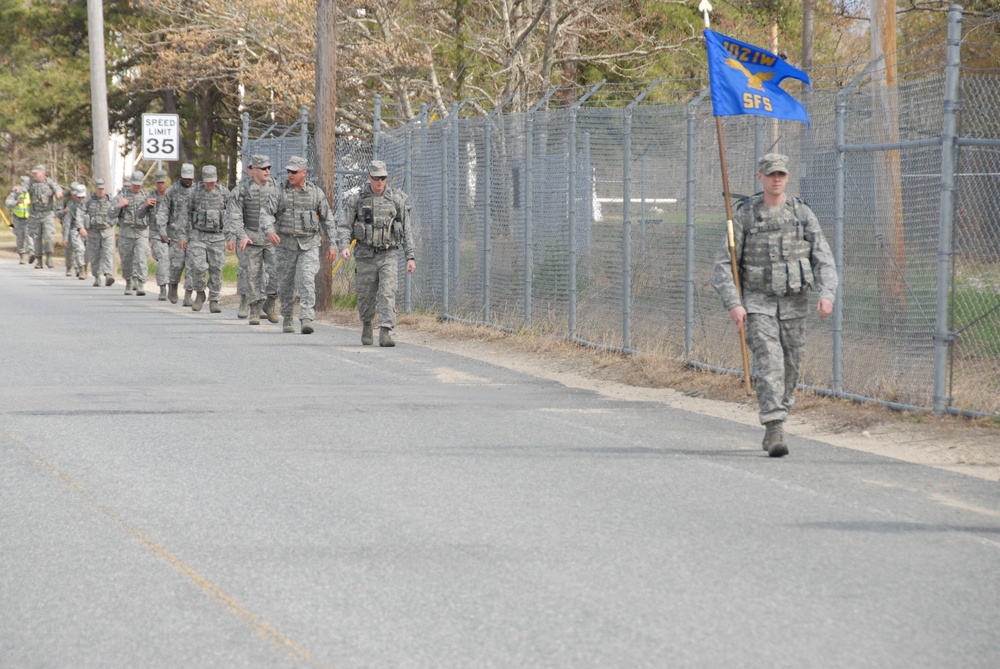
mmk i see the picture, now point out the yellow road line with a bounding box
[35,455,321,666]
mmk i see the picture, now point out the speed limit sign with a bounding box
[142,113,180,161]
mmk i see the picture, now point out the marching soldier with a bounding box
[156,163,197,306]
[81,178,117,287]
[115,171,152,296]
[27,165,64,269]
[713,153,838,457]
[261,156,335,335]
[149,170,171,300]
[6,176,33,264]
[337,160,416,347]
[180,165,229,313]
[228,154,280,325]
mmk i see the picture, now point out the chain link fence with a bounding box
[245,8,998,418]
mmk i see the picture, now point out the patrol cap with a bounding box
[180,163,195,179]
[130,170,145,185]
[202,165,218,182]
[758,153,790,176]
[74,184,87,197]
[32,164,45,173]
[95,177,106,188]
[285,156,307,172]
[368,160,388,178]
[20,176,29,186]
[154,169,168,182]
[251,154,271,169]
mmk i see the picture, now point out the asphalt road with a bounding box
[2,260,998,669]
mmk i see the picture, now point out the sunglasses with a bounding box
[370,175,387,181]
[287,169,301,174]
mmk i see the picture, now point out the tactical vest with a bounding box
[29,180,57,214]
[119,191,148,228]
[354,193,401,250]
[85,194,115,230]
[239,181,266,231]
[739,196,814,298]
[191,185,227,233]
[13,191,30,219]
[275,183,320,236]
[166,184,193,229]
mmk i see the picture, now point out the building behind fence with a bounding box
[246,7,999,418]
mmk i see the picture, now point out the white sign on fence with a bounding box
[141,114,180,161]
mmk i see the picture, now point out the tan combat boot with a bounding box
[237,294,249,319]
[763,421,788,458]
[379,327,395,347]
[361,321,373,346]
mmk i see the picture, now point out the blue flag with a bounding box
[704,29,810,125]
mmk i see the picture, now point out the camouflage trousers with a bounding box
[64,228,86,269]
[167,238,193,290]
[354,248,399,330]
[13,217,31,254]
[87,228,116,278]
[28,213,56,257]
[185,237,226,300]
[150,237,170,286]
[746,313,806,425]
[236,239,277,304]
[276,241,319,322]
[119,234,149,284]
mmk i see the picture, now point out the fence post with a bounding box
[483,110,492,323]
[452,103,465,305]
[524,109,534,326]
[404,114,414,313]
[440,108,449,317]
[833,92,847,394]
[933,4,963,415]
[686,89,710,361]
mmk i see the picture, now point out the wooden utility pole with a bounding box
[802,0,814,86]
[869,0,906,315]
[315,0,338,312]
[86,0,111,184]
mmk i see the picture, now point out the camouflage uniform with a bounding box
[114,172,152,295]
[228,157,278,321]
[261,156,333,331]
[82,181,117,286]
[713,155,838,431]
[5,177,33,262]
[181,166,229,311]
[337,165,415,340]
[156,163,196,305]
[149,171,171,295]
[27,166,63,268]
[63,185,88,278]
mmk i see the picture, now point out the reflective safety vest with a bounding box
[13,191,30,219]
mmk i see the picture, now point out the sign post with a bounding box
[141,113,180,161]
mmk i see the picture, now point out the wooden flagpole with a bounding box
[701,0,753,394]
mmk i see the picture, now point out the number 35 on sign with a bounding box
[142,113,181,161]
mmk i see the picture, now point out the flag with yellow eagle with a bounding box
[704,29,810,125]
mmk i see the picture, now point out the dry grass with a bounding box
[372,309,1000,444]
